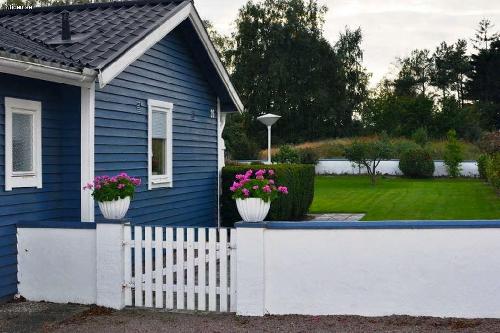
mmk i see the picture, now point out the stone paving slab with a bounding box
[309,213,365,221]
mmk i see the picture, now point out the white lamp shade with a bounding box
[257,113,281,127]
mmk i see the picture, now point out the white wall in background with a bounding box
[316,159,479,177]
[237,227,500,318]
[17,228,97,304]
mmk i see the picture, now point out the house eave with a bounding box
[0,55,96,87]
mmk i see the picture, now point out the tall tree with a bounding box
[229,0,349,144]
[471,19,500,51]
[467,40,500,130]
[394,49,433,97]
[335,27,370,119]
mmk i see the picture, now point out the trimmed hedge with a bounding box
[399,148,435,178]
[221,164,315,227]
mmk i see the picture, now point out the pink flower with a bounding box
[117,184,125,190]
[245,169,253,178]
[242,188,250,197]
[268,169,275,176]
[268,179,275,185]
[252,185,259,190]
[235,174,246,180]
[256,175,264,180]
[255,169,266,177]
[262,185,271,193]
[95,184,102,190]
[278,186,288,194]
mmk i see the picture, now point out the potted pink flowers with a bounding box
[84,173,141,220]
[230,169,288,222]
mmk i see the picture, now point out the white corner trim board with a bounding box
[81,84,95,222]
[97,2,244,113]
[4,97,43,191]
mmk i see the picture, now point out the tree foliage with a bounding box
[344,135,393,184]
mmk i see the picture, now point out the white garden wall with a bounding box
[236,221,500,318]
[17,226,97,304]
[316,159,479,177]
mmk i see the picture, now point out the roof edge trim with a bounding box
[97,0,191,88]
[0,56,96,87]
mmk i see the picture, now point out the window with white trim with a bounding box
[148,99,173,189]
[4,97,42,191]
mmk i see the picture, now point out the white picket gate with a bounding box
[123,225,237,312]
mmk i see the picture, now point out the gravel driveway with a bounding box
[2,301,500,333]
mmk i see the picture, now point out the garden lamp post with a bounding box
[257,113,281,164]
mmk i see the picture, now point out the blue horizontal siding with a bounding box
[0,73,82,300]
[95,27,218,227]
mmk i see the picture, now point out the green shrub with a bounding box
[399,148,435,178]
[477,154,489,179]
[273,145,301,164]
[444,130,463,178]
[221,164,315,227]
[485,153,500,190]
[298,148,320,165]
[412,127,429,147]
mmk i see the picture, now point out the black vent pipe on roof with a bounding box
[61,10,71,41]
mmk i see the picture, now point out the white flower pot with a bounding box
[236,198,271,222]
[98,197,131,220]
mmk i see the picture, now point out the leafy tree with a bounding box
[344,135,393,184]
[335,26,370,118]
[229,0,354,145]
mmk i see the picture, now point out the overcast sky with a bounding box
[195,0,500,86]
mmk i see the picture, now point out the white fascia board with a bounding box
[98,2,244,113]
[187,7,244,113]
[98,1,192,88]
[0,56,96,87]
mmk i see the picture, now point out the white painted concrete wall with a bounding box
[237,227,500,318]
[316,159,479,177]
[17,228,97,304]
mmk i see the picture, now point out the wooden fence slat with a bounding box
[219,229,228,312]
[165,228,174,309]
[208,228,217,311]
[176,228,185,309]
[186,228,195,310]
[124,225,132,306]
[197,228,206,311]
[144,227,153,307]
[134,226,143,307]
[230,228,237,312]
[155,226,164,309]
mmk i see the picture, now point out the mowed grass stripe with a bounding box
[310,176,500,220]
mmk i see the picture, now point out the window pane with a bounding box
[12,113,33,172]
[152,110,167,139]
[152,138,165,175]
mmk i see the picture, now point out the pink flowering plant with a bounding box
[230,169,288,202]
[83,173,141,202]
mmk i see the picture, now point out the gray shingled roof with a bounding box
[0,0,188,70]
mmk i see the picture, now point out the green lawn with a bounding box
[310,176,500,220]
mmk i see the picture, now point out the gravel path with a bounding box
[2,301,500,333]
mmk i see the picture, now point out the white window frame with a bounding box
[148,99,173,190]
[4,97,42,191]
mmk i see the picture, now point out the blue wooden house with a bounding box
[0,0,243,301]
